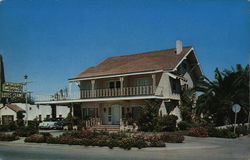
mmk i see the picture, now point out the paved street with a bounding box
[0,135,249,160]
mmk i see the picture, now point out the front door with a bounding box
[111,105,121,125]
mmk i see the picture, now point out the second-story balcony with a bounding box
[35,85,155,102]
[81,85,154,99]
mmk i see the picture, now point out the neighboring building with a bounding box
[0,103,70,124]
[0,104,25,125]
[35,41,202,130]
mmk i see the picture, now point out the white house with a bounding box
[0,104,25,124]
[0,103,70,124]
[35,41,203,131]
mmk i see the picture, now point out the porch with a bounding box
[72,101,144,131]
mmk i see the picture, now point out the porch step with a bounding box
[89,125,120,132]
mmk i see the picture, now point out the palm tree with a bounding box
[195,64,249,126]
[179,87,196,122]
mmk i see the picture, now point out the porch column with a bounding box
[152,74,156,92]
[120,77,124,96]
[91,80,95,97]
[51,104,57,119]
[68,82,72,98]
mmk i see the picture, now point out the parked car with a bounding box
[39,119,65,130]
[39,121,57,130]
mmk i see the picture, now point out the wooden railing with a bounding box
[35,86,154,102]
[81,86,154,99]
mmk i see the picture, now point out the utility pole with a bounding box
[24,74,28,126]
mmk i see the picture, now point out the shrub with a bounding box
[137,100,161,132]
[0,122,17,132]
[148,139,165,147]
[0,133,19,141]
[131,136,148,149]
[14,126,38,137]
[146,135,165,147]
[119,137,135,150]
[25,134,45,143]
[160,134,185,143]
[188,127,208,137]
[157,115,178,132]
[234,125,248,136]
[0,125,9,131]
[178,121,191,130]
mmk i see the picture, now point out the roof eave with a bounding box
[68,69,167,82]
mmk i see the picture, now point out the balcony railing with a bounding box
[81,86,153,98]
[35,86,154,102]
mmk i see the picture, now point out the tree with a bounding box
[137,100,161,131]
[195,64,249,126]
[179,88,196,122]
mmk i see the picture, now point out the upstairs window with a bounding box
[108,80,121,89]
[135,77,151,86]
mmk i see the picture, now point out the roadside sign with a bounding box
[232,104,241,134]
[232,104,241,113]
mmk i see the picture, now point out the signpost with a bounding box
[232,104,241,134]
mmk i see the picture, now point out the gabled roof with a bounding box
[4,104,25,113]
[71,46,193,80]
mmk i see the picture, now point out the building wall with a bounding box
[0,106,18,124]
[13,103,70,121]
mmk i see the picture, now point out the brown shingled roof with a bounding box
[73,46,192,79]
[5,104,25,112]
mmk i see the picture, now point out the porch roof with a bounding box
[35,96,167,105]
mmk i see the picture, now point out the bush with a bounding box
[0,125,9,131]
[178,121,191,130]
[26,131,185,149]
[157,115,178,132]
[208,125,248,139]
[160,134,185,143]
[0,133,19,141]
[188,127,208,137]
[234,125,248,136]
[119,137,135,150]
[14,126,38,137]
[25,133,52,143]
[25,134,45,143]
[0,122,17,132]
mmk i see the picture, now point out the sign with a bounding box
[2,82,24,98]
[232,104,241,113]
[2,82,23,93]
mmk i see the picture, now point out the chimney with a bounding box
[176,40,183,54]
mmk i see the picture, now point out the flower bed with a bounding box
[188,127,208,137]
[0,133,19,141]
[25,131,185,150]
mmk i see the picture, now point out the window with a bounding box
[108,107,111,115]
[116,81,121,88]
[2,115,14,125]
[108,81,121,89]
[109,82,115,89]
[82,108,98,119]
[132,107,142,120]
[135,78,151,86]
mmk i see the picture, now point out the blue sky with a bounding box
[0,0,249,95]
